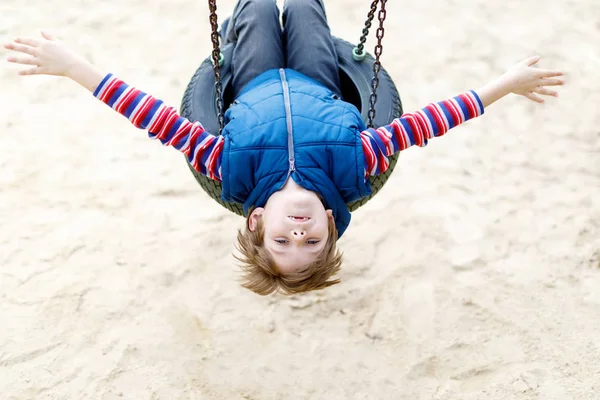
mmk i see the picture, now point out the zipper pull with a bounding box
[289,158,296,171]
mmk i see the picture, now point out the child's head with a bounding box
[235,185,342,295]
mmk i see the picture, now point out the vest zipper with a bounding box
[279,69,295,173]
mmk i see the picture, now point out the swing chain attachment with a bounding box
[353,0,379,61]
[367,0,387,128]
[208,0,225,133]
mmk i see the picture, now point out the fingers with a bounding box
[14,37,41,47]
[4,42,37,56]
[535,68,564,78]
[517,56,564,78]
[539,77,565,87]
[6,55,39,66]
[18,66,44,76]
[41,31,56,41]
[519,55,540,67]
[533,86,558,97]
[524,92,545,103]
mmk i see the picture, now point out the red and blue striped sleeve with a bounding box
[360,90,484,178]
[93,73,223,181]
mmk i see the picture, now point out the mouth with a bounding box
[288,216,310,222]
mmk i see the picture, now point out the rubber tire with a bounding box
[180,37,403,216]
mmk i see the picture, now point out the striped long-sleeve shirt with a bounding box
[93,73,484,181]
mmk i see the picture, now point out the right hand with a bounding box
[476,55,565,108]
[4,31,89,77]
[500,55,565,103]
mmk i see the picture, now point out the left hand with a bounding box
[4,31,89,77]
[5,31,105,92]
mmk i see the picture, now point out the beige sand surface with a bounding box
[1,0,599,399]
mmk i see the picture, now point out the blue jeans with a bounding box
[222,0,342,99]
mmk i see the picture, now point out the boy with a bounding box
[4,0,564,295]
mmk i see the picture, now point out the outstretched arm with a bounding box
[4,31,223,181]
[361,56,565,178]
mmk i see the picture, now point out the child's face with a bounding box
[249,179,333,274]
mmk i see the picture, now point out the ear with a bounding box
[248,207,265,231]
[326,209,333,219]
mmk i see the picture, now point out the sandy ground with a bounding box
[1,0,599,399]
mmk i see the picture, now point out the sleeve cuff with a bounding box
[469,89,485,116]
[93,73,114,98]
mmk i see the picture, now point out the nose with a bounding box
[291,229,306,238]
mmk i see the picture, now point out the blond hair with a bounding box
[234,214,342,295]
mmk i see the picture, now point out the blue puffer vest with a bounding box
[220,69,372,238]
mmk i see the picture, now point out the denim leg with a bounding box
[223,0,285,98]
[282,0,342,97]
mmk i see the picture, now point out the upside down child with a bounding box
[4,0,565,295]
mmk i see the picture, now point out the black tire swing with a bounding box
[180,0,402,216]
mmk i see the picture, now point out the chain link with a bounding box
[367,0,386,128]
[208,0,225,133]
[355,0,379,57]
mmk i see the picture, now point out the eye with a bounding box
[275,239,288,244]
[306,240,320,245]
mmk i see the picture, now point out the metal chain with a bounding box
[355,0,379,57]
[367,0,387,128]
[208,0,225,133]
[208,0,386,130]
